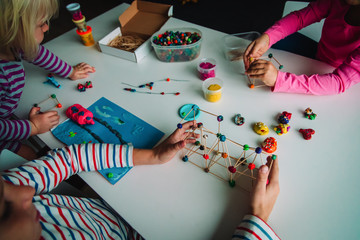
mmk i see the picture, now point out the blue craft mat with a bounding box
[52,97,164,184]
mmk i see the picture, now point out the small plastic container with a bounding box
[223,31,260,61]
[76,26,95,46]
[72,16,87,32]
[202,77,223,103]
[151,28,202,62]
[66,3,83,21]
[198,58,216,81]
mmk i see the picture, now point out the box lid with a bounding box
[119,0,173,39]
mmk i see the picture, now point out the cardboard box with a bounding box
[98,0,173,63]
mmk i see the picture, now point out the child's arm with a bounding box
[265,0,331,47]
[244,0,331,69]
[233,159,281,240]
[1,121,199,195]
[31,45,95,80]
[273,47,360,95]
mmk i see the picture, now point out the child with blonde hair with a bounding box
[0,0,95,160]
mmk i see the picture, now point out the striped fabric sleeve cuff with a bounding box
[232,215,280,240]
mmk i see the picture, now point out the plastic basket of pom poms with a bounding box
[151,28,202,62]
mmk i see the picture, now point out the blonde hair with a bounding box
[0,0,59,60]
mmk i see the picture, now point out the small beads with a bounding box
[177,123,183,129]
[195,141,200,146]
[255,147,262,154]
[219,134,226,142]
[203,154,209,160]
[182,156,189,162]
[107,173,114,178]
[243,144,249,151]
[248,163,256,170]
[228,166,236,173]
[221,152,228,158]
[228,180,236,187]
[199,145,205,150]
[217,115,224,122]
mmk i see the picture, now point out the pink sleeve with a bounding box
[265,0,332,47]
[273,47,360,95]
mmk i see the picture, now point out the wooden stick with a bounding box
[179,106,195,124]
[199,109,218,117]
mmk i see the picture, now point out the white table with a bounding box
[15,3,360,240]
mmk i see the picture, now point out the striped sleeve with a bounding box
[232,215,281,240]
[0,118,31,141]
[1,143,133,194]
[31,45,73,78]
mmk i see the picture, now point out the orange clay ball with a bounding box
[249,84,254,89]
[56,103,62,108]
[222,152,228,158]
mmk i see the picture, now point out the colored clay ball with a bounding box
[229,180,236,187]
[56,103,62,108]
[253,122,269,135]
[228,166,236,173]
[204,168,210,173]
[272,155,277,160]
[182,156,189,162]
[243,144,249,151]
[304,107,317,120]
[255,147,262,154]
[278,111,292,124]
[222,152,228,158]
[51,94,57,99]
[203,154,209,160]
[203,134,208,139]
[219,134,226,142]
[279,65,284,69]
[195,141,200,146]
[248,163,256,170]
[234,114,245,126]
[177,123,183,129]
[217,115,224,122]
[240,157,247,165]
[197,122,203,128]
[66,104,95,125]
[107,173,114,178]
[249,84,255,89]
[299,128,315,140]
[199,145,205,150]
[274,123,290,135]
[262,137,277,153]
[268,53,273,58]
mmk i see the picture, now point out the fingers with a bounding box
[253,164,270,194]
[268,158,279,186]
[29,107,40,116]
[74,62,96,73]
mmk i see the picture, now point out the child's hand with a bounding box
[133,121,199,166]
[29,107,60,135]
[68,62,96,80]
[243,34,270,70]
[250,158,279,222]
[246,59,278,87]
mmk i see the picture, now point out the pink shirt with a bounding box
[265,0,360,95]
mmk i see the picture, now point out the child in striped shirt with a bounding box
[0,0,96,160]
[0,120,281,240]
